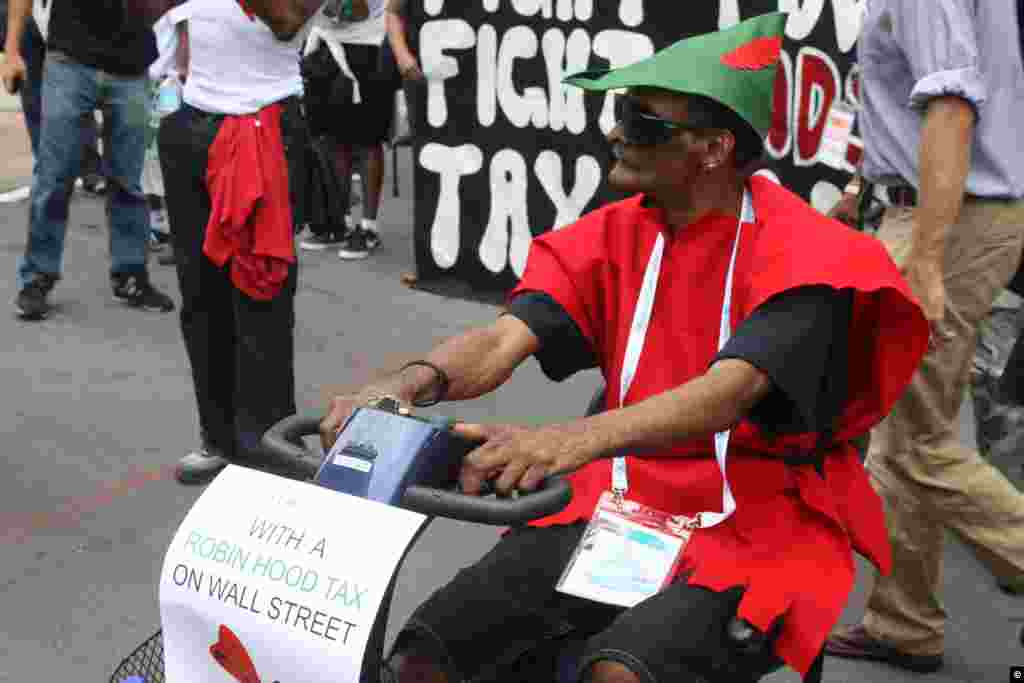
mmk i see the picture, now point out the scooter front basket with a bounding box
[109,629,165,683]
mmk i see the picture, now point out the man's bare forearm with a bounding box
[371,316,539,405]
[386,10,415,63]
[4,0,31,56]
[580,359,772,459]
[174,21,189,78]
[914,96,975,261]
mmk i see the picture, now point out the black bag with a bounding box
[301,44,354,138]
[300,134,349,235]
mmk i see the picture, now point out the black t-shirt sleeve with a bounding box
[713,285,852,434]
[505,292,598,381]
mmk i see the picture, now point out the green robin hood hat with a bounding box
[565,12,788,137]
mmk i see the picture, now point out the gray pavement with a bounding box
[0,145,1023,683]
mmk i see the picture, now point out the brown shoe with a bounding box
[825,625,943,673]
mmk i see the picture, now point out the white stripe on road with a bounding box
[0,186,30,204]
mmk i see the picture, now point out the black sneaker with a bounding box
[300,230,347,251]
[14,274,56,320]
[111,273,176,312]
[338,229,380,260]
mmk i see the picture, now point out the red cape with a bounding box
[511,176,928,675]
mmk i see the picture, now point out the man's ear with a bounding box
[703,129,737,170]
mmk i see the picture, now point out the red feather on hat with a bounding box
[720,36,783,70]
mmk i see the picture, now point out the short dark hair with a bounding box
[685,94,766,170]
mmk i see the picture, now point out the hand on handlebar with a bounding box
[453,422,594,497]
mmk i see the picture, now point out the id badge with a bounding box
[818,100,857,171]
[556,492,695,608]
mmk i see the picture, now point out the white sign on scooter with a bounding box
[159,465,428,683]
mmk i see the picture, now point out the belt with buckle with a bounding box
[884,185,1011,206]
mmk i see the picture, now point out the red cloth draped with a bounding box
[203,102,295,301]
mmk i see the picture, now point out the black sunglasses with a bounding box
[613,94,706,146]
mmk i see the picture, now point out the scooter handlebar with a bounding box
[401,477,572,526]
[260,414,322,480]
[261,414,573,524]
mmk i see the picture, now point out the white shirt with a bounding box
[308,0,386,47]
[149,8,187,81]
[303,0,386,103]
[172,0,305,116]
[32,0,51,40]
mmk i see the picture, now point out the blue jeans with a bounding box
[17,52,150,290]
[18,21,107,178]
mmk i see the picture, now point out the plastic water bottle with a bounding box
[155,76,183,117]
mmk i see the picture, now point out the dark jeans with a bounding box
[157,104,298,460]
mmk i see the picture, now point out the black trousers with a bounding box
[157,103,300,460]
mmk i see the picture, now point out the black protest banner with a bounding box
[407,0,864,293]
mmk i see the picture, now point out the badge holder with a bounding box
[556,491,696,608]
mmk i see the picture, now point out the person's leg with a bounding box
[102,70,174,311]
[337,141,385,260]
[971,290,1024,459]
[298,44,350,249]
[16,52,97,316]
[577,582,781,683]
[389,523,612,683]
[855,200,1024,658]
[298,134,351,250]
[358,51,393,246]
[159,106,237,482]
[80,112,107,193]
[230,266,298,464]
[18,17,45,159]
[331,138,356,213]
[363,142,384,221]
[336,43,386,260]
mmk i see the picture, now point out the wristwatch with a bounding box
[365,394,410,415]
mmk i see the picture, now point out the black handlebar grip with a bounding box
[260,414,323,480]
[401,476,572,525]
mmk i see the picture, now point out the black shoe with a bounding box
[175,445,230,485]
[825,625,943,674]
[338,228,380,260]
[300,230,347,251]
[14,274,57,320]
[111,272,175,312]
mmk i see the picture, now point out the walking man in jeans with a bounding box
[2,0,174,320]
